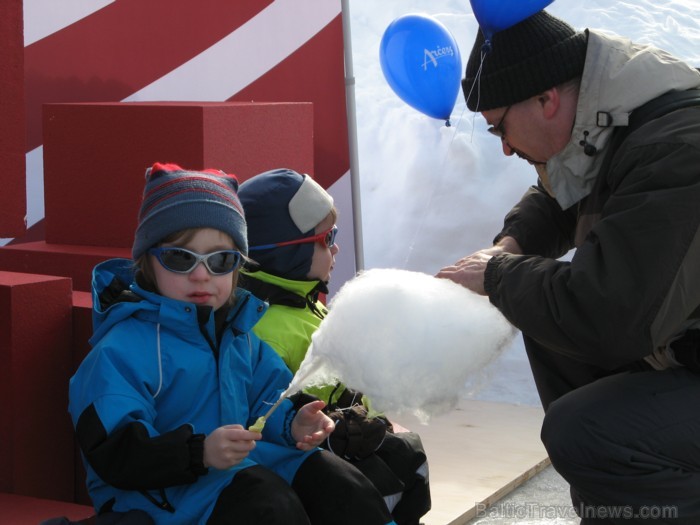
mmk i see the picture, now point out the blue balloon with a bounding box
[380,14,462,123]
[470,0,555,41]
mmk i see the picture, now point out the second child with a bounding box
[239,168,431,525]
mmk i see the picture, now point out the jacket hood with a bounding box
[90,258,265,346]
[90,259,153,344]
[547,30,700,209]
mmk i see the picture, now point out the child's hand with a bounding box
[203,424,261,470]
[291,400,335,451]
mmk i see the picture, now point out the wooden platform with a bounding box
[390,399,549,525]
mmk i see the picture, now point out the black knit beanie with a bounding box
[463,10,588,111]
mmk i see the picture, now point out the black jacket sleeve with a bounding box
[485,112,700,370]
[76,403,207,490]
[495,182,577,259]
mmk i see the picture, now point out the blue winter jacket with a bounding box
[69,258,315,524]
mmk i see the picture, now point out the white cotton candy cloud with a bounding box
[289,268,517,421]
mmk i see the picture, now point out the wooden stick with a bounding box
[248,394,287,432]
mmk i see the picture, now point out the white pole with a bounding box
[340,0,364,272]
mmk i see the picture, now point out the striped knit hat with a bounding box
[132,162,247,259]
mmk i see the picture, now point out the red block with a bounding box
[72,291,93,371]
[72,291,94,506]
[0,272,75,501]
[0,0,26,237]
[0,493,93,524]
[0,241,131,293]
[43,102,314,248]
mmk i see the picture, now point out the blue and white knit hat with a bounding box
[132,162,248,259]
[238,168,333,280]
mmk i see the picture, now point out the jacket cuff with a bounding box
[282,408,297,447]
[484,255,502,299]
[187,433,208,476]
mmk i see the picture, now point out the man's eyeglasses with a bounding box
[249,226,338,252]
[148,247,243,275]
[487,105,512,140]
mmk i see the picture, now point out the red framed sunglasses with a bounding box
[249,226,338,252]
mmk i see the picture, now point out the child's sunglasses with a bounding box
[248,226,338,252]
[148,247,243,275]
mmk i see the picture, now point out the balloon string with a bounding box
[402,105,466,270]
[464,46,489,143]
[464,45,487,115]
[403,43,490,269]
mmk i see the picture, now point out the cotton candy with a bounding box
[288,268,516,422]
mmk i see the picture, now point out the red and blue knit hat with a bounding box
[132,162,248,259]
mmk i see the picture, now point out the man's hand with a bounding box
[437,236,522,295]
[437,250,494,295]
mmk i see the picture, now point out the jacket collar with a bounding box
[241,268,322,297]
[547,30,700,209]
[90,258,267,345]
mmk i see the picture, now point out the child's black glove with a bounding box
[323,403,389,460]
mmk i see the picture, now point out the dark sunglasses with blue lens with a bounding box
[148,247,242,275]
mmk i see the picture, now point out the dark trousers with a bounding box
[526,336,700,524]
[292,449,394,525]
[375,432,431,525]
[208,451,393,525]
[207,465,309,525]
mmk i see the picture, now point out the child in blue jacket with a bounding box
[68,163,395,525]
